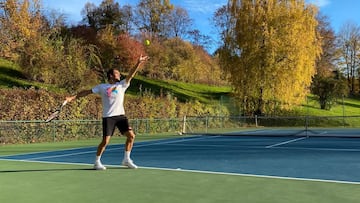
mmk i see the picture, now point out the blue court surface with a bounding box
[1,134,360,184]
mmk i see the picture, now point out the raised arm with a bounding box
[126,55,149,84]
[66,89,93,103]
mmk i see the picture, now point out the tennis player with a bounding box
[66,55,149,170]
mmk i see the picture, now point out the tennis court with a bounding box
[1,129,360,184]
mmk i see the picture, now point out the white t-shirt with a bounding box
[92,79,130,118]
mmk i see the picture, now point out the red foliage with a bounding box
[115,34,146,70]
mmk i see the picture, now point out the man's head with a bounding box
[107,68,121,83]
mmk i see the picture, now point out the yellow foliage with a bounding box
[222,0,322,114]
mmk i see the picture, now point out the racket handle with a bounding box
[62,100,68,106]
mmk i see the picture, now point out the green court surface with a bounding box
[0,136,359,203]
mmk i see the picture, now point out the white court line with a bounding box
[2,135,215,161]
[1,158,359,185]
[273,146,360,152]
[134,135,220,147]
[138,166,360,185]
[265,137,307,148]
[0,135,205,158]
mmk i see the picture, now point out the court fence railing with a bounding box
[1,115,360,144]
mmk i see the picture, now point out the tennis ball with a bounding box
[144,39,151,46]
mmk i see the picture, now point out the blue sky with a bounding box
[42,0,360,51]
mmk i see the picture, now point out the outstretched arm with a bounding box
[126,55,149,84]
[66,89,93,103]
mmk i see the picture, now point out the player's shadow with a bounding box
[0,168,93,173]
[0,168,124,173]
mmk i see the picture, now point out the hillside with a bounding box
[0,59,62,92]
[1,58,359,117]
[0,58,231,104]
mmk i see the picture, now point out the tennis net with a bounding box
[182,115,360,138]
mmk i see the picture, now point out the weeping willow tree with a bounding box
[217,0,322,115]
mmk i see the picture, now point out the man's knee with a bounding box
[101,136,111,145]
[125,130,136,140]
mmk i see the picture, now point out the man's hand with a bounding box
[65,95,76,103]
[138,55,149,63]
[126,55,149,84]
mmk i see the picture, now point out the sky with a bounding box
[42,0,360,52]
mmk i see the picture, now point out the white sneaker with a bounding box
[93,161,106,170]
[122,159,138,169]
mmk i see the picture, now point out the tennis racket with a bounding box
[45,100,68,122]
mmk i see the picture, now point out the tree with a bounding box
[315,14,336,77]
[115,32,145,71]
[166,7,192,38]
[119,4,135,34]
[0,0,43,60]
[311,73,348,110]
[135,0,174,37]
[187,29,213,51]
[310,13,345,110]
[81,0,124,33]
[215,0,321,115]
[336,21,360,95]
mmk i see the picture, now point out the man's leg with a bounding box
[124,130,135,152]
[94,136,111,170]
[122,130,137,169]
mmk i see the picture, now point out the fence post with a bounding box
[52,121,56,142]
[206,116,209,133]
[255,115,258,127]
[182,116,186,134]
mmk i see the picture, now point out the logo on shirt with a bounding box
[106,86,118,97]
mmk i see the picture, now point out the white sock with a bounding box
[124,151,131,161]
[95,156,101,163]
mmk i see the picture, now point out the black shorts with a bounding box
[102,115,132,137]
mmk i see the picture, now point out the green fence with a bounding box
[1,115,360,144]
[0,118,185,144]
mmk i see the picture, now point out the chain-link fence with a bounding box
[0,118,185,144]
[1,115,360,144]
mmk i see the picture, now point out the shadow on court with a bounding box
[0,168,95,173]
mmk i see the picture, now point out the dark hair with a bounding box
[106,68,117,80]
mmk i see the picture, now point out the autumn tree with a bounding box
[135,0,174,37]
[315,14,337,77]
[0,0,100,91]
[115,32,145,71]
[142,37,224,84]
[0,0,43,60]
[215,0,321,115]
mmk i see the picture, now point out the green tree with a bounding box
[311,73,348,110]
[216,0,321,115]
[310,13,341,110]
[81,0,124,33]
